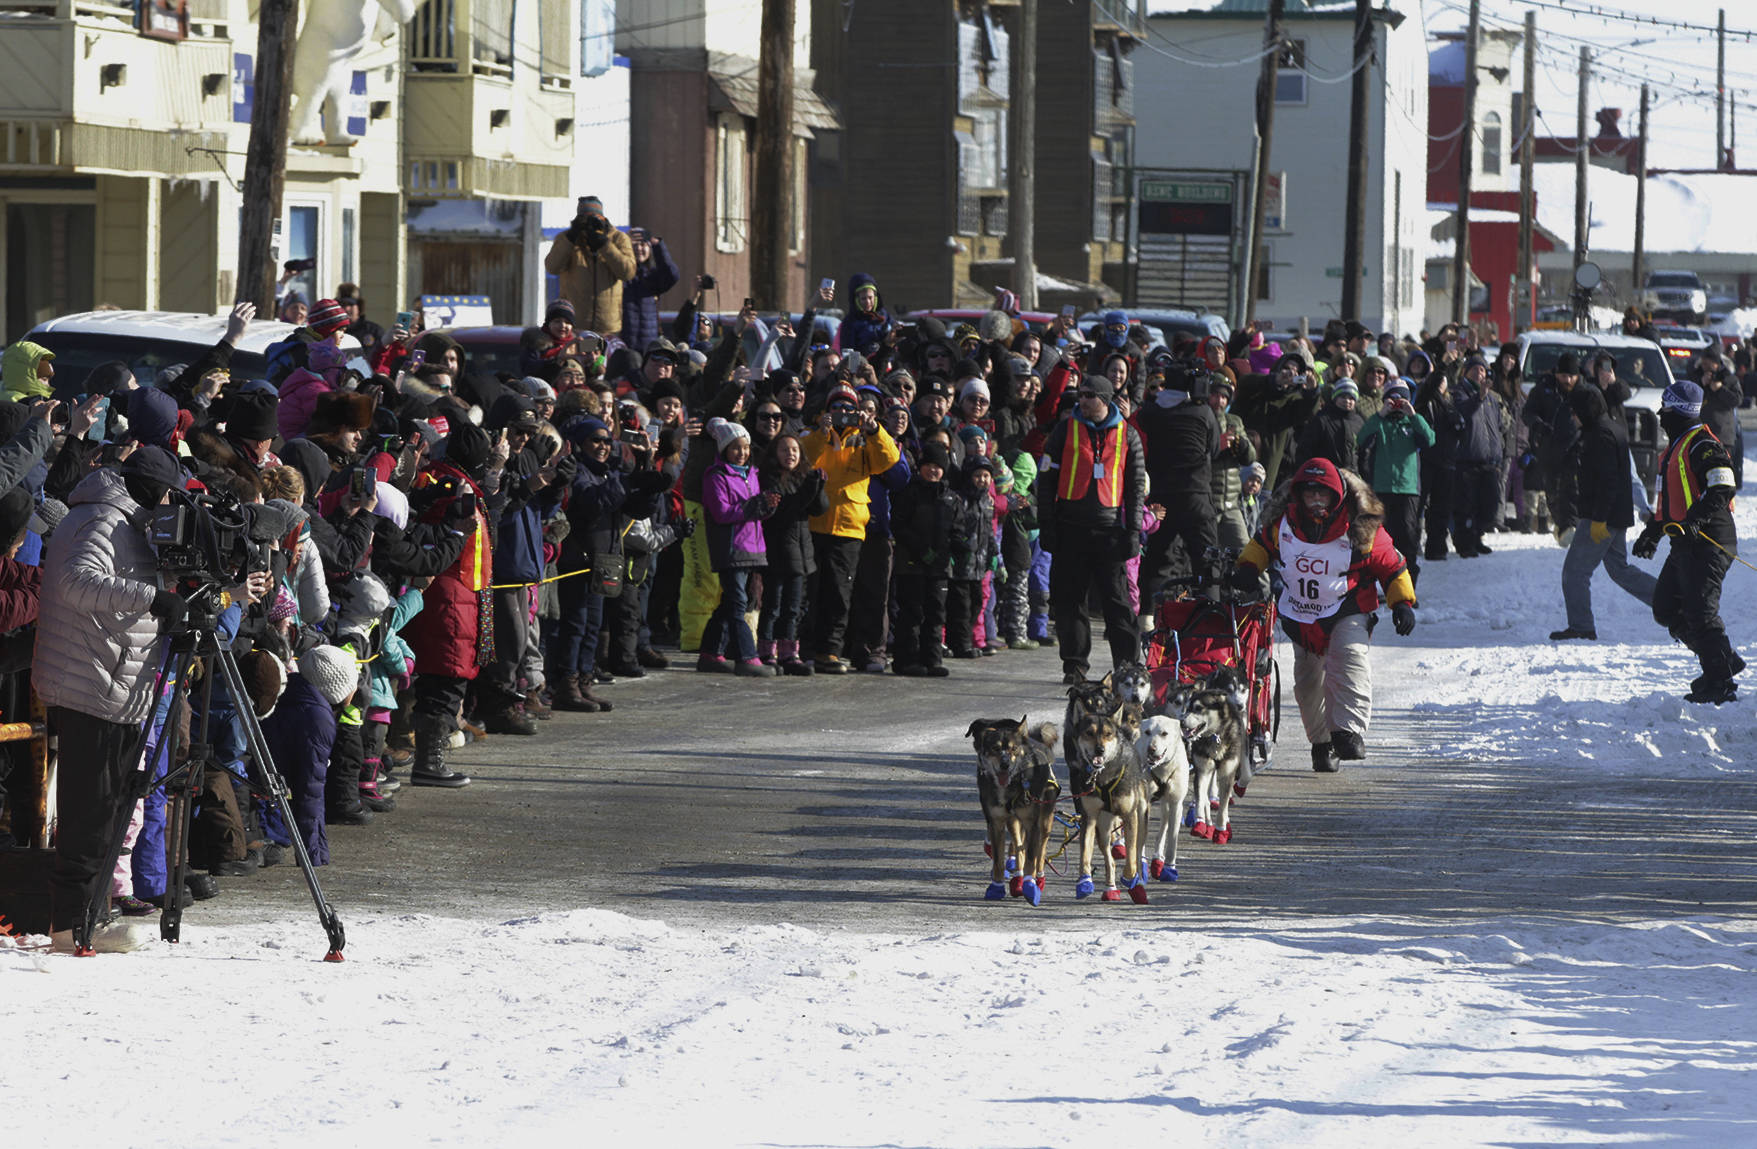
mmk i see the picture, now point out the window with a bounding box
[1482,111,1502,176]
[342,207,355,285]
[473,0,513,73]
[285,204,319,304]
[714,115,748,253]
[1275,39,1306,105]
[540,0,572,82]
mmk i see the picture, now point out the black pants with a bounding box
[1378,492,1422,581]
[1049,525,1140,677]
[946,578,981,655]
[809,533,862,658]
[1653,535,1738,680]
[845,533,893,666]
[1141,497,1219,608]
[1452,462,1501,553]
[601,577,645,671]
[648,546,682,644]
[48,707,138,932]
[1421,461,1455,559]
[414,673,470,735]
[893,568,948,669]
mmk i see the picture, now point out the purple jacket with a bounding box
[277,368,331,440]
[703,460,768,571]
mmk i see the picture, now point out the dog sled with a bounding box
[1144,590,1281,765]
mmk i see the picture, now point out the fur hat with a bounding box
[224,390,281,441]
[298,644,358,707]
[235,650,289,718]
[308,391,377,436]
[706,417,750,453]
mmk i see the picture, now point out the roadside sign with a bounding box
[1139,180,1233,237]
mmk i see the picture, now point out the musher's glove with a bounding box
[1632,523,1662,560]
[1229,565,1261,593]
[1392,603,1416,636]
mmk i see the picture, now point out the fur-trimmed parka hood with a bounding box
[1259,464,1384,550]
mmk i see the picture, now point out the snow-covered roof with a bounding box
[1533,166,1757,255]
[1429,39,1465,84]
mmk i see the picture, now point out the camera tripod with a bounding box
[72,585,345,959]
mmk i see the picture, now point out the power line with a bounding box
[1495,0,1757,42]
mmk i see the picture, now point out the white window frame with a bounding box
[1275,39,1306,106]
[715,115,748,254]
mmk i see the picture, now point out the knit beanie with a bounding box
[959,378,991,404]
[545,298,576,325]
[920,441,952,473]
[307,298,348,337]
[706,417,750,453]
[1662,380,1704,419]
[1331,379,1360,402]
[298,644,358,707]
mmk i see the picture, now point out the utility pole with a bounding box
[1717,8,1727,168]
[1451,0,1480,328]
[1245,0,1284,328]
[1009,0,1039,310]
[236,0,298,311]
[751,0,796,311]
[1573,47,1590,280]
[1633,83,1649,297]
[1340,0,1371,321]
[1516,10,1536,332]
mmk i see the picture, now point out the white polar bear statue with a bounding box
[289,0,422,145]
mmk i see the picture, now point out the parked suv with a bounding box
[24,310,362,385]
[1514,330,1674,496]
[1640,270,1708,324]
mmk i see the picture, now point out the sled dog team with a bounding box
[965,663,1250,907]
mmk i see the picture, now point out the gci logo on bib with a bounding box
[1276,518,1352,622]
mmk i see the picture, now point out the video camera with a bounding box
[147,488,290,593]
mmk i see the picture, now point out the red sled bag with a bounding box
[1145,597,1280,742]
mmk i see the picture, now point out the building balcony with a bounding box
[0,0,233,174]
[401,0,575,199]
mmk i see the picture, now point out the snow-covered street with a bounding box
[11,497,1757,1146]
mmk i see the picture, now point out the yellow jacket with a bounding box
[801,424,901,539]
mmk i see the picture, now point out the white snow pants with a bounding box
[1292,612,1373,744]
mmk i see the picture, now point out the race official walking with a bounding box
[1633,381,1744,704]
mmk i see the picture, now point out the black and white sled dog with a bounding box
[1112,662,1154,709]
[1066,712,1152,904]
[966,717,1062,906]
[1178,679,1248,845]
[1065,673,1122,732]
[1137,704,1192,883]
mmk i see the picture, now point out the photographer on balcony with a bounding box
[544,195,637,340]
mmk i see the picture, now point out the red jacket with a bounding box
[401,462,493,680]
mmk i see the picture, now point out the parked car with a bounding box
[1514,330,1674,495]
[425,326,525,380]
[23,310,362,386]
[1649,322,1716,375]
[1639,269,1708,324]
[1079,308,1231,347]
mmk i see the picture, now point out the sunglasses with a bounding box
[782,383,805,392]
[756,411,784,421]
[585,436,612,445]
[828,404,856,413]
